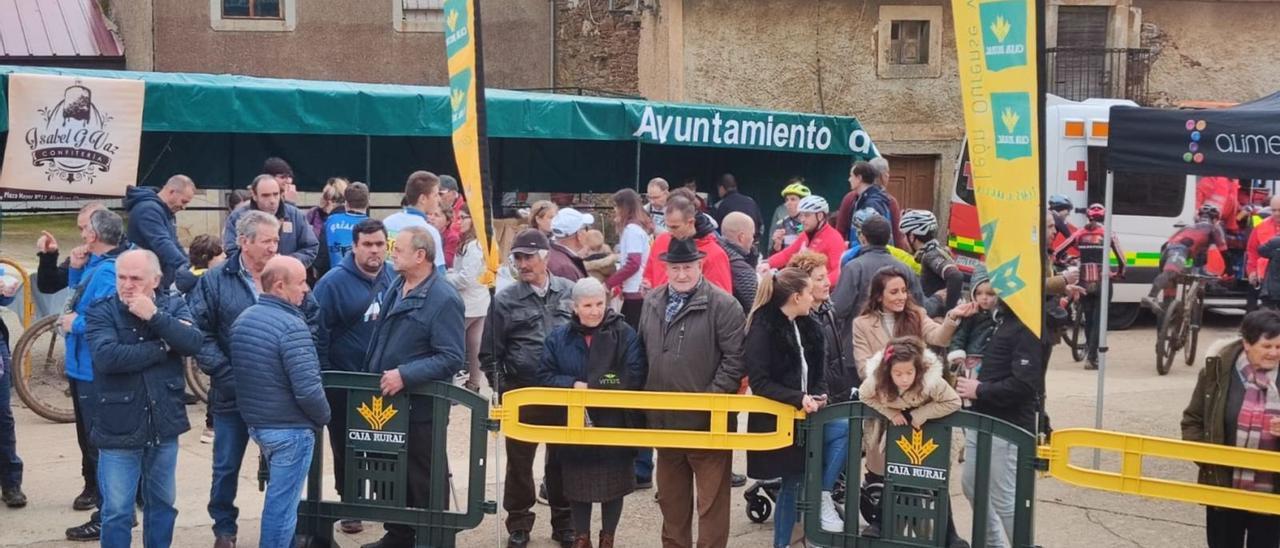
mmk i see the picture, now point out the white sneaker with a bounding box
[820,491,844,532]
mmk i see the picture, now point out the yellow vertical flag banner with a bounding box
[951,0,1042,336]
[445,0,499,285]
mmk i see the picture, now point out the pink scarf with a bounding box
[1233,358,1280,492]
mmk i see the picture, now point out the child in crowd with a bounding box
[187,234,224,444]
[580,229,617,285]
[858,337,963,544]
[946,265,998,407]
[189,235,226,278]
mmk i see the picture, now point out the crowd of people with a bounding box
[0,154,1273,548]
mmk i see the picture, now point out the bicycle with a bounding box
[13,315,212,424]
[1154,271,1213,376]
[1066,297,1087,362]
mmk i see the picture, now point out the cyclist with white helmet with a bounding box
[766,194,849,285]
[770,180,811,253]
[1142,202,1227,315]
[901,209,966,316]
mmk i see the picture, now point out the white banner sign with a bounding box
[1,73,144,199]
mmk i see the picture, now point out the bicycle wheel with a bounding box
[12,315,75,423]
[1155,299,1184,376]
[1184,288,1204,367]
[1069,301,1087,362]
[184,357,210,403]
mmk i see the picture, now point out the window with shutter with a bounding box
[396,0,445,32]
[890,20,930,65]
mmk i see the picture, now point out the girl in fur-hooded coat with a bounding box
[858,336,962,475]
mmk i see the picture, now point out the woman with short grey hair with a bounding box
[535,277,646,548]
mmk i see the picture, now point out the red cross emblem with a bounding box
[1068,161,1088,191]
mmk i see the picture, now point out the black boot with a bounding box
[72,485,98,511]
[1,485,26,508]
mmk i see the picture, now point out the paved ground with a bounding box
[0,308,1237,547]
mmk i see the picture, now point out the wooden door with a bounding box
[883,155,938,211]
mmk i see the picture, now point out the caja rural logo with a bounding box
[980,0,1028,72]
[1185,119,1207,164]
[887,429,948,481]
[349,395,405,444]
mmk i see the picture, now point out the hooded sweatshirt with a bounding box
[311,253,395,372]
[641,213,734,293]
[123,186,190,290]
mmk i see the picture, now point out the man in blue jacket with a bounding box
[321,182,371,269]
[360,225,465,548]
[32,202,106,516]
[311,217,392,535]
[230,255,330,548]
[85,250,203,548]
[190,210,327,548]
[61,209,130,542]
[223,174,319,268]
[122,175,196,291]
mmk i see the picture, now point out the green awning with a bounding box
[0,65,877,158]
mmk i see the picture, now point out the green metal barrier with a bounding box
[802,403,1038,548]
[296,372,496,548]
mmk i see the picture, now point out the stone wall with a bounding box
[553,0,642,94]
[108,0,551,89]
[680,0,966,210]
[1135,0,1280,106]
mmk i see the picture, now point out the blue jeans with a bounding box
[250,427,314,548]
[98,437,179,548]
[0,344,22,489]
[822,420,851,490]
[635,448,654,480]
[209,411,251,537]
[773,473,804,547]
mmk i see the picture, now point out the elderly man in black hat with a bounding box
[480,229,576,547]
[637,237,746,548]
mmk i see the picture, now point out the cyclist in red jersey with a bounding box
[1047,194,1078,266]
[1141,203,1227,315]
[1052,203,1126,370]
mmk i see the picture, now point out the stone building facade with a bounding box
[105,0,553,89]
[552,0,1280,215]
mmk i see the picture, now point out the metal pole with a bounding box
[1093,170,1114,468]
[634,141,643,191]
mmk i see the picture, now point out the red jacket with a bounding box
[767,222,847,287]
[642,232,734,294]
[1247,218,1280,280]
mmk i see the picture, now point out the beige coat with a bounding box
[852,305,959,379]
[857,348,962,475]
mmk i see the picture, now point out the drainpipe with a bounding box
[549,0,556,88]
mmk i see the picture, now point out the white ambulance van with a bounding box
[947,94,1202,329]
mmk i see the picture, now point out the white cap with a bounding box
[551,207,594,239]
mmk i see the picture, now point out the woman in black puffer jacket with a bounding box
[744,267,829,547]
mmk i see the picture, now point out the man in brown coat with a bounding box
[638,237,746,548]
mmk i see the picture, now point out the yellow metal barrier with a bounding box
[1038,428,1280,515]
[0,258,36,327]
[490,388,807,451]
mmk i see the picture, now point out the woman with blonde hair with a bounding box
[307,177,349,237]
[744,267,829,546]
[529,200,558,237]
